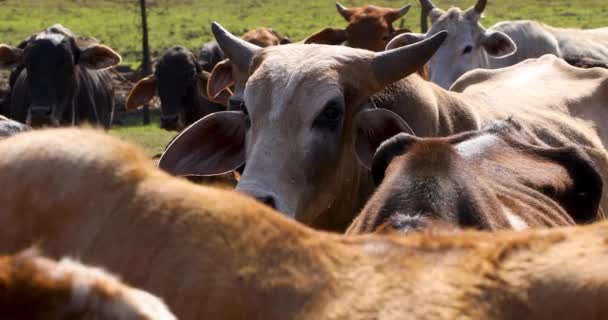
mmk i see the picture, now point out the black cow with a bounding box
[126,46,230,131]
[0,25,120,128]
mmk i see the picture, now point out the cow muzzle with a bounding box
[27,106,59,127]
[160,114,183,131]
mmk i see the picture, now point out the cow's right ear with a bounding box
[159,111,247,176]
[207,60,235,105]
[353,108,413,170]
[126,75,157,110]
[304,28,348,46]
[0,45,23,69]
[386,32,426,50]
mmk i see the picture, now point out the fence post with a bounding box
[139,0,152,125]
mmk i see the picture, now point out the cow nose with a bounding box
[160,114,179,130]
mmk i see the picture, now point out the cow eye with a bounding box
[313,100,343,130]
[462,45,473,55]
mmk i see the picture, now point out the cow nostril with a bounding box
[255,195,277,209]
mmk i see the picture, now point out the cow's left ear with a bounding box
[0,45,23,69]
[353,108,413,170]
[539,146,603,224]
[304,28,348,46]
[196,71,231,106]
[481,31,516,58]
[79,44,122,70]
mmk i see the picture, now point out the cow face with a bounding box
[127,47,230,131]
[348,119,603,234]
[159,23,446,228]
[305,3,412,52]
[389,0,516,89]
[0,26,121,127]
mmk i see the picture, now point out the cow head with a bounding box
[126,46,230,131]
[158,22,446,229]
[0,25,121,127]
[389,0,516,88]
[305,3,412,52]
[348,119,603,234]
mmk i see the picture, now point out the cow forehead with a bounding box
[34,32,67,46]
[245,45,371,119]
[429,9,482,40]
[454,133,500,159]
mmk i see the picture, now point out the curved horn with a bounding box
[386,4,412,23]
[211,22,261,72]
[419,0,437,33]
[474,0,487,14]
[336,2,352,21]
[371,31,447,89]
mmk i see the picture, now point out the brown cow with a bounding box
[348,119,602,234]
[3,128,608,319]
[161,24,608,232]
[0,249,175,319]
[305,3,412,52]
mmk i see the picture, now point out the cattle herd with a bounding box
[0,0,607,319]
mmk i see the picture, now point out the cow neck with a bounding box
[373,73,482,137]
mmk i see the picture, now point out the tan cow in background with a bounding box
[2,128,608,319]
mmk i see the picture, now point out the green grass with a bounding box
[1,0,606,154]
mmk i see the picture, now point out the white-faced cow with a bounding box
[348,119,603,234]
[4,128,608,319]
[0,24,121,128]
[160,23,608,232]
[412,0,608,88]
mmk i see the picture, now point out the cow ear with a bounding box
[0,45,23,69]
[481,31,516,58]
[385,32,426,50]
[304,28,348,46]
[197,71,231,106]
[547,147,604,224]
[126,75,157,110]
[159,111,247,176]
[79,44,122,70]
[354,108,414,170]
[207,60,235,105]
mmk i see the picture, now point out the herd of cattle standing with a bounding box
[0,0,608,318]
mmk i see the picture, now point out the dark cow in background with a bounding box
[126,46,230,131]
[305,2,413,52]
[127,27,290,131]
[0,24,120,128]
[199,27,290,73]
[348,119,602,234]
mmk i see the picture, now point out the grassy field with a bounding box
[1,0,606,154]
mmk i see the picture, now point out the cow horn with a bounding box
[419,0,437,33]
[336,2,352,20]
[473,0,487,14]
[371,31,447,89]
[211,22,261,72]
[396,4,412,19]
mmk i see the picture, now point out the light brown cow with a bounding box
[348,119,603,234]
[0,249,175,319]
[162,24,608,231]
[305,3,412,52]
[3,128,608,319]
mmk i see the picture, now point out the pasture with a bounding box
[1,0,607,155]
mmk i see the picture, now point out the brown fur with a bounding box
[348,121,602,234]
[0,249,175,319]
[3,128,608,319]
